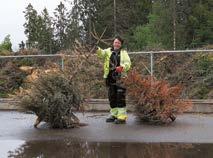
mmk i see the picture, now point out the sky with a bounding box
[0,0,70,51]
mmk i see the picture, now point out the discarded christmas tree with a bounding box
[17,69,82,128]
[123,70,192,124]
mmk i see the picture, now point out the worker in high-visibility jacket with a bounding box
[96,36,131,124]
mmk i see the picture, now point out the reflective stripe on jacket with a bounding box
[97,47,131,78]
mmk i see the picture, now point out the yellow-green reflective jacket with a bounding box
[97,47,131,78]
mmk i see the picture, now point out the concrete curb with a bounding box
[0,98,213,113]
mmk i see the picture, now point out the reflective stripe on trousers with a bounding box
[110,107,127,120]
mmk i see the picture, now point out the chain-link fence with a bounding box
[0,49,212,99]
[129,50,213,99]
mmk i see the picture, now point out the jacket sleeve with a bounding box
[122,51,131,72]
[96,47,106,59]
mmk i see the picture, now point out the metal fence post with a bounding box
[150,52,154,76]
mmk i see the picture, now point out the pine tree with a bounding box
[77,0,152,46]
[76,0,97,44]
[39,8,55,53]
[65,0,81,49]
[23,3,39,48]
[53,2,69,50]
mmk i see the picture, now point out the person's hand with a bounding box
[115,66,124,73]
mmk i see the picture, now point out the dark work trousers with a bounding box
[108,83,126,108]
[107,49,126,109]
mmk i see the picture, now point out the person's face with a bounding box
[113,39,122,50]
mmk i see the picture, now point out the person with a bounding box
[96,36,131,124]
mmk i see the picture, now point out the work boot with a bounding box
[106,116,116,122]
[114,119,126,124]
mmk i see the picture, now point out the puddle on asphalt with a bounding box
[0,140,25,158]
[2,140,213,158]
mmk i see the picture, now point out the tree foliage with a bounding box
[0,62,27,97]
[23,1,212,52]
[23,3,39,49]
[123,70,192,124]
[0,35,12,53]
[16,70,82,128]
[129,0,213,50]
[23,2,80,53]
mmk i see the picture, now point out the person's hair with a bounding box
[114,35,124,45]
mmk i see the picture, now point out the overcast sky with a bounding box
[0,0,70,51]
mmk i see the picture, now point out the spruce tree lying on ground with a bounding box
[123,70,192,124]
[16,69,83,128]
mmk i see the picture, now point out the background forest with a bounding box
[0,0,212,99]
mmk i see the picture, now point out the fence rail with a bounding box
[0,49,212,58]
[1,49,212,75]
[129,49,213,55]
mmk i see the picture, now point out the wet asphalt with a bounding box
[1,111,213,143]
